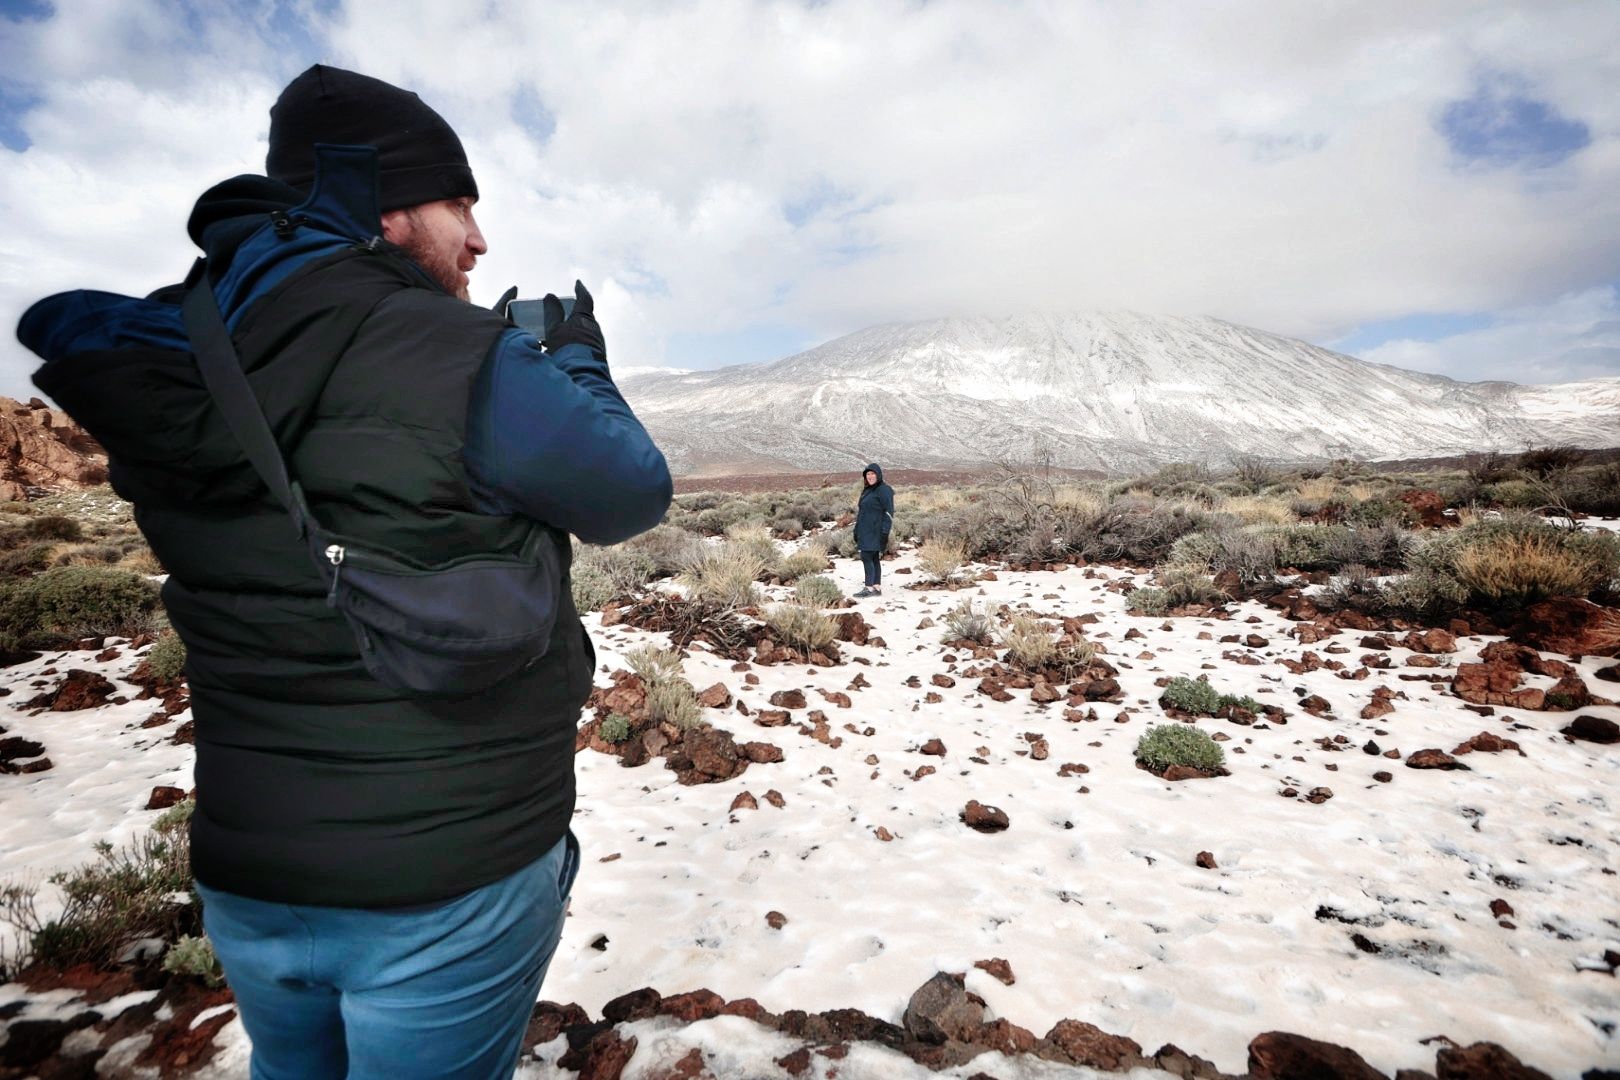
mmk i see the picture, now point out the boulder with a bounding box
[1045,1019,1145,1070]
[901,972,984,1044]
[1562,715,1619,744]
[0,395,108,500]
[961,800,1009,832]
[1509,598,1620,658]
[1434,1042,1553,1080]
[1248,1031,1387,1080]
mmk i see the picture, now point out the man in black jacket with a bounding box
[20,65,671,1079]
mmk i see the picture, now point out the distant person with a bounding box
[854,463,894,597]
[19,65,671,1079]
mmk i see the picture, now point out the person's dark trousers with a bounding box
[860,549,882,587]
[195,831,579,1080]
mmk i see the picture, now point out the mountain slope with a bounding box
[619,312,1620,475]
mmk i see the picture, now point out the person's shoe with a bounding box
[853,587,875,598]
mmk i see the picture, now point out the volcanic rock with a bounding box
[1248,1031,1386,1080]
[1562,715,1619,744]
[0,395,108,500]
[961,800,1009,832]
[1435,1042,1554,1080]
[902,972,985,1044]
[1406,749,1468,770]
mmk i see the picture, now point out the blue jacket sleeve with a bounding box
[881,487,894,532]
[464,329,673,545]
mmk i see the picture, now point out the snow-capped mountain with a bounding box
[618,312,1620,475]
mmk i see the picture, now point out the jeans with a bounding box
[860,549,882,587]
[196,831,579,1080]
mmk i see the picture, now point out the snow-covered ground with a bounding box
[3,548,1618,1079]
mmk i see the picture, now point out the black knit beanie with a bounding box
[267,64,478,212]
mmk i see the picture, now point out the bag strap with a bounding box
[179,260,312,538]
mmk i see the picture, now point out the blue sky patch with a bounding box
[668,324,818,370]
[511,84,556,144]
[1325,311,1494,357]
[1439,80,1590,167]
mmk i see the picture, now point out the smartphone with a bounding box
[506,296,574,339]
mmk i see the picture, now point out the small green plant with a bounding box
[942,598,997,643]
[162,934,225,987]
[145,632,187,683]
[646,679,702,730]
[599,713,634,743]
[1135,724,1226,774]
[724,522,780,573]
[623,644,683,688]
[1160,676,1223,714]
[1160,676,1261,716]
[763,601,838,653]
[1125,586,1171,616]
[1157,565,1229,607]
[794,573,843,607]
[574,544,658,604]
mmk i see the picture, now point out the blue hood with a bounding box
[18,146,403,504]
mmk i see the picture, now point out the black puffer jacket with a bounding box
[20,152,594,907]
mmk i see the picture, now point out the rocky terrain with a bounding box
[0,397,107,502]
[2,528,1618,1078]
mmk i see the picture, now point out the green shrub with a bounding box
[762,601,838,653]
[680,543,764,608]
[1135,724,1226,773]
[1125,587,1170,616]
[794,573,842,607]
[0,541,55,577]
[942,598,997,643]
[1158,565,1228,607]
[575,544,658,602]
[2,822,196,971]
[162,934,225,986]
[779,548,829,580]
[646,678,702,730]
[624,524,705,577]
[1073,496,1213,565]
[145,632,187,683]
[0,565,162,648]
[1559,462,1620,516]
[23,514,84,543]
[1410,517,1620,608]
[599,713,633,743]
[1160,676,1223,714]
[1481,479,1543,509]
[1378,569,1469,620]
[571,563,616,613]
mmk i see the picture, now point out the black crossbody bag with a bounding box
[180,267,561,696]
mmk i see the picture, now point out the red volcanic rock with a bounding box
[768,689,807,709]
[145,786,187,810]
[0,396,108,500]
[1398,488,1456,529]
[973,957,1015,985]
[1509,598,1620,658]
[696,682,732,708]
[835,612,871,645]
[1452,731,1522,756]
[1435,1042,1554,1080]
[659,989,726,1022]
[961,800,1010,832]
[1562,715,1619,744]
[919,738,947,756]
[26,669,116,712]
[1406,748,1468,770]
[1401,628,1457,654]
[1045,1020,1146,1070]
[1248,1031,1386,1080]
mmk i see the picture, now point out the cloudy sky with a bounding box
[2,0,1617,401]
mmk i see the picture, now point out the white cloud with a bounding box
[1359,286,1620,384]
[3,0,1620,399]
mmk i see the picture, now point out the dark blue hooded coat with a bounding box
[854,463,894,551]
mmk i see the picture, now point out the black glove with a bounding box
[492,286,518,321]
[542,280,605,359]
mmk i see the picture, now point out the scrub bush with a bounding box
[679,544,765,608]
[779,548,829,580]
[1159,676,1261,716]
[0,566,162,648]
[145,632,187,683]
[1124,587,1171,616]
[571,563,616,613]
[646,679,702,731]
[917,538,967,583]
[1412,517,1620,609]
[999,612,1094,677]
[624,524,705,577]
[1,807,197,973]
[623,644,683,688]
[762,601,838,653]
[1134,724,1226,774]
[793,574,842,607]
[724,523,780,572]
[942,598,997,643]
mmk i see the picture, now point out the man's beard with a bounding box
[397,215,470,301]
